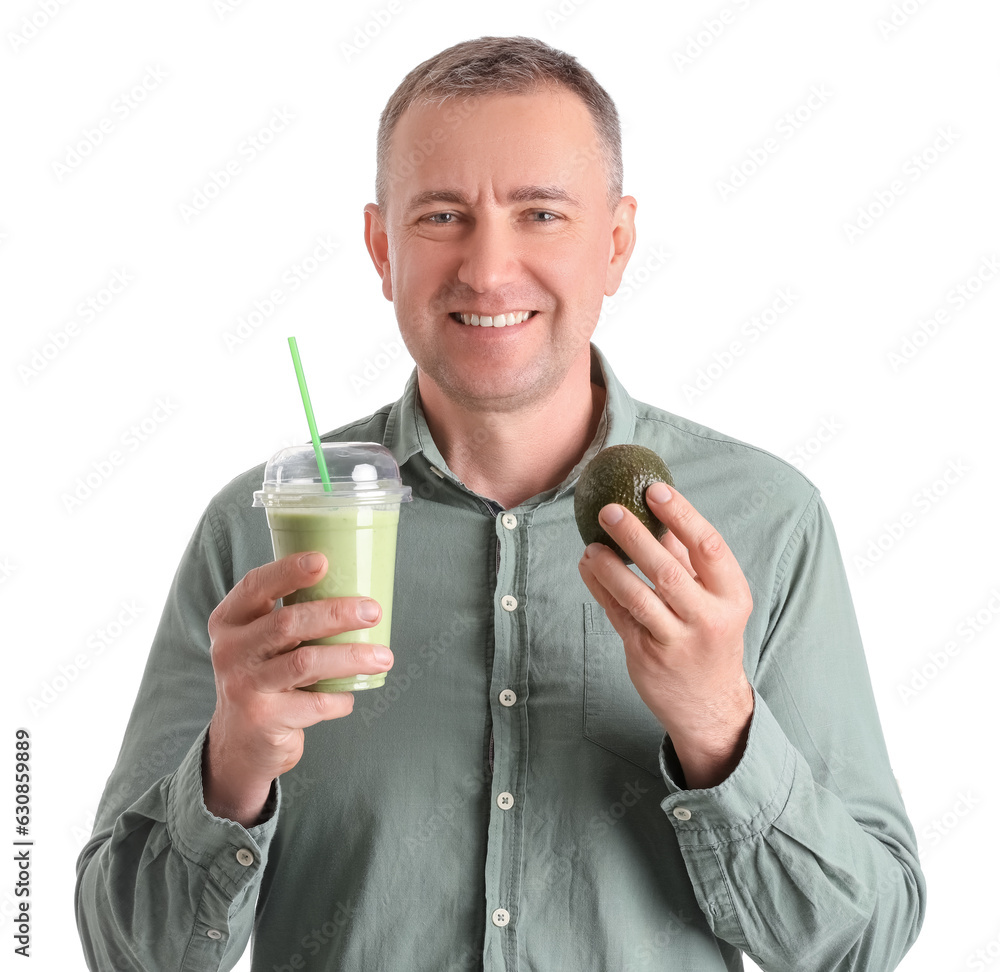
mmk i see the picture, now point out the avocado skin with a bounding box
[574,444,674,565]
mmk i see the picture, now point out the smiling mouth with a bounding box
[450,311,538,328]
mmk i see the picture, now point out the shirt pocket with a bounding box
[582,602,667,780]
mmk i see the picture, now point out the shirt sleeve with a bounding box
[657,491,926,972]
[75,501,280,972]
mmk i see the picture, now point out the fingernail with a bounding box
[300,552,325,571]
[600,504,623,525]
[584,543,603,559]
[359,600,380,622]
[373,645,392,665]
[647,482,671,503]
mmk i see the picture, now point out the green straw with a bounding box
[287,336,332,491]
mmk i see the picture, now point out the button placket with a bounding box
[487,505,524,945]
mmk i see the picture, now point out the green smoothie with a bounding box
[266,505,400,692]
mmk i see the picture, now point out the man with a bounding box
[76,37,925,971]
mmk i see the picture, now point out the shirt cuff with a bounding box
[658,690,797,844]
[165,724,281,900]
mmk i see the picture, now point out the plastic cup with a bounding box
[253,442,412,692]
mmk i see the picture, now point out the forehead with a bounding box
[386,87,603,203]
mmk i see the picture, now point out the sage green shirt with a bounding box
[76,346,925,971]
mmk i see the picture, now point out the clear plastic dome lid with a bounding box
[252,441,412,508]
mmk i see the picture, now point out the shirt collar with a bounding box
[383,342,637,498]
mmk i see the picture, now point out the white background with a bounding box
[2,0,998,969]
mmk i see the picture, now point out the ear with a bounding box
[363,203,393,301]
[603,196,638,297]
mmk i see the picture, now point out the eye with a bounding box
[425,212,458,224]
[529,211,559,222]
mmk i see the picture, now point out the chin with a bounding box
[438,366,561,414]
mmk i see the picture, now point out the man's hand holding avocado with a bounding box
[576,448,754,790]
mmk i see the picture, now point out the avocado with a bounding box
[574,444,674,565]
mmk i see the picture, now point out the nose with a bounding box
[456,215,519,294]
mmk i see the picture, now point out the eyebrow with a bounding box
[404,185,582,213]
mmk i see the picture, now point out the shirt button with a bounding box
[501,595,518,612]
[497,791,514,810]
[206,929,224,940]
[492,907,511,928]
[236,848,254,867]
[499,690,517,707]
[673,807,692,821]
[501,513,518,529]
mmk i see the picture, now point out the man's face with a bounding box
[364,85,636,414]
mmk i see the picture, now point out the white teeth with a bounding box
[457,311,533,327]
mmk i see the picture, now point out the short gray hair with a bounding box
[375,36,623,211]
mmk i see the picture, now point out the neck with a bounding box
[418,352,606,509]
